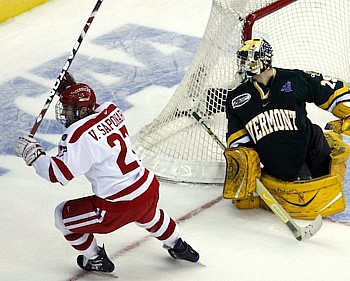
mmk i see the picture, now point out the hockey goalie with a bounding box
[223,38,350,219]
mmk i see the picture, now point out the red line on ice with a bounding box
[66,195,223,281]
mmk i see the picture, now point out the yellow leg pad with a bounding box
[223,147,260,200]
[0,0,48,23]
[233,196,261,209]
[260,173,346,219]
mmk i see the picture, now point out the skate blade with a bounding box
[91,271,119,278]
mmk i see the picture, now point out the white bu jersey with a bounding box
[34,102,154,201]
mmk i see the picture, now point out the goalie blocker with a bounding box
[223,132,350,219]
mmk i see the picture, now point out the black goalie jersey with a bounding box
[225,68,349,181]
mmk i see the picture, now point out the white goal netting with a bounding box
[133,0,350,183]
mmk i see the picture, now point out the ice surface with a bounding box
[1,0,350,280]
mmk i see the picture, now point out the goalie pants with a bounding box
[296,124,331,180]
[54,177,180,258]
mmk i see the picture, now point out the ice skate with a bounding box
[166,238,200,263]
[77,245,115,273]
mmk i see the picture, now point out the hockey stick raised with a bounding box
[29,0,104,137]
[192,111,323,241]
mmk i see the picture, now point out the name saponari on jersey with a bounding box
[88,107,125,141]
[245,109,298,143]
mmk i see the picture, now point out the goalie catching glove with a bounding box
[326,101,350,135]
[325,116,350,136]
[15,136,45,166]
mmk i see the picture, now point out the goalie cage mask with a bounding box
[237,38,273,79]
[55,83,97,128]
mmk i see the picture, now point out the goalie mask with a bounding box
[237,38,273,78]
[55,83,97,128]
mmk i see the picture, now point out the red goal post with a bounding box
[243,0,297,41]
[133,0,350,184]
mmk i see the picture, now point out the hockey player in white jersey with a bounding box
[15,74,199,274]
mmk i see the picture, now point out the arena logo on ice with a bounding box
[0,24,200,174]
[1,24,350,225]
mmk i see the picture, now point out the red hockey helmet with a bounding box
[55,83,97,127]
[56,71,76,94]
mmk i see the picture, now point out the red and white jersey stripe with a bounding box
[34,102,154,201]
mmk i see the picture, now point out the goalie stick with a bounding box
[29,0,104,137]
[192,111,323,241]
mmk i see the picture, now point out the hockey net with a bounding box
[133,0,350,184]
